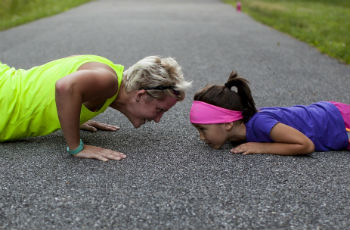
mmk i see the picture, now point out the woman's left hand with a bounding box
[80,120,120,132]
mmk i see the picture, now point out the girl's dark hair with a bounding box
[194,71,257,122]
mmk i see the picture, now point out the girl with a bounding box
[190,71,350,156]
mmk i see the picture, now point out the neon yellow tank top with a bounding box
[0,55,124,141]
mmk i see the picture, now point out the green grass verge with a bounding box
[223,0,350,64]
[0,0,92,31]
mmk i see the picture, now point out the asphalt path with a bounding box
[0,0,349,229]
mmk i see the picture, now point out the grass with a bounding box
[223,0,350,64]
[0,0,92,31]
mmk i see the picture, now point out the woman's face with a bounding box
[193,123,228,149]
[128,93,177,128]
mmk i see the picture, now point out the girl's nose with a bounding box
[199,132,205,140]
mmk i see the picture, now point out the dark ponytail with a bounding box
[194,70,257,122]
[224,71,257,122]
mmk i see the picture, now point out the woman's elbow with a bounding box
[55,79,73,96]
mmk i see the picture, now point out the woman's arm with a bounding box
[231,123,315,156]
[55,68,125,161]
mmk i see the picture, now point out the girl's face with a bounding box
[193,123,228,149]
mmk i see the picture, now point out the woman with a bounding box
[0,55,191,161]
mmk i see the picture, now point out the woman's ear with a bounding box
[135,89,147,102]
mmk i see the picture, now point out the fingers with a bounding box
[99,149,126,161]
[106,152,127,161]
[75,145,127,161]
[230,145,252,155]
[94,154,109,162]
[82,121,120,132]
[230,147,242,154]
[92,152,126,162]
[80,124,98,132]
[95,122,120,131]
[76,151,127,161]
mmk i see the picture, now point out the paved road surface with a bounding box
[1,0,349,229]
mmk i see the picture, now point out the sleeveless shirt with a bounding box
[0,55,124,141]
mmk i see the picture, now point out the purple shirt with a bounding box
[245,101,348,151]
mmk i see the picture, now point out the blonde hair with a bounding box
[123,56,191,101]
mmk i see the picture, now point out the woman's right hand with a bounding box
[74,145,127,161]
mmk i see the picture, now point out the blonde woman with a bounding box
[0,55,191,161]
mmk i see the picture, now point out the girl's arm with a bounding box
[231,123,315,156]
[55,68,126,161]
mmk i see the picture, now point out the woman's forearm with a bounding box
[55,80,82,149]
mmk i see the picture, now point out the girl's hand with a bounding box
[80,120,120,132]
[230,123,315,156]
[74,144,127,161]
[230,142,262,155]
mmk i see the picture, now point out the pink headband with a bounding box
[190,101,243,124]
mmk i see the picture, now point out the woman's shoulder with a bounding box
[65,54,113,63]
[71,55,124,78]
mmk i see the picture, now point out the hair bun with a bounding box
[224,70,238,89]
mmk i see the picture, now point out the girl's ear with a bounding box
[224,122,234,131]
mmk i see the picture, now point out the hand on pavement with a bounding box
[80,120,119,132]
[74,144,126,161]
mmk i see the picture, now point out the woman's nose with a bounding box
[154,112,163,123]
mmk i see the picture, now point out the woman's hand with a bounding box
[74,145,126,161]
[55,67,119,152]
[80,120,120,132]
